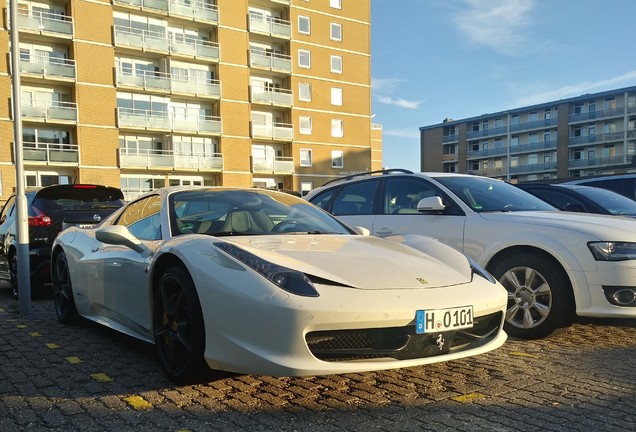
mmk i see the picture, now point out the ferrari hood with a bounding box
[222,235,472,289]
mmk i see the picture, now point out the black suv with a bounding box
[0,184,125,297]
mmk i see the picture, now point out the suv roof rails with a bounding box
[322,168,414,187]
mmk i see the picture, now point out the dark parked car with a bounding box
[516,183,636,216]
[0,184,125,297]
[563,174,636,201]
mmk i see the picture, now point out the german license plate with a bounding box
[78,224,94,228]
[415,306,474,334]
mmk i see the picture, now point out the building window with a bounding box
[298,49,311,68]
[511,115,520,125]
[589,102,596,112]
[298,16,310,34]
[300,149,312,166]
[330,55,342,73]
[528,112,538,122]
[331,150,344,168]
[299,116,312,135]
[331,87,343,106]
[528,133,538,143]
[330,0,342,9]
[574,104,583,114]
[494,118,503,128]
[544,109,551,119]
[299,82,311,101]
[300,182,313,196]
[510,156,518,167]
[470,161,479,171]
[331,119,343,137]
[330,23,342,41]
[510,136,519,146]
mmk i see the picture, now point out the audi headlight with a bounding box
[588,242,636,261]
[214,242,319,297]
[467,257,497,284]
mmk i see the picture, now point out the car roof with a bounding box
[313,169,487,190]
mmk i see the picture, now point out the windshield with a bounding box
[436,176,556,213]
[573,187,636,215]
[169,189,353,237]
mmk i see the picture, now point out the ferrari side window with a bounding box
[116,194,162,240]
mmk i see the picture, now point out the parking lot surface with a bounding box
[0,287,634,432]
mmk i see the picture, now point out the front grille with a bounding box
[305,311,503,362]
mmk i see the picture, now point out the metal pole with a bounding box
[9,0,31,314]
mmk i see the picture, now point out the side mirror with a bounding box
[416,196,446,212]
[353,226,371,236]
[96,225,150,256]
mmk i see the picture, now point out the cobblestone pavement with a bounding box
[0,287,634,432]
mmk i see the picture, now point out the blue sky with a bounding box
[370,0,636,172]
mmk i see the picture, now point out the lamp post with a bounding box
[9,0,31,314]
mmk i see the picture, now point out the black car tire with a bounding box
[154,266,210,384]
[489,252,574,339]
[52,251,79,324]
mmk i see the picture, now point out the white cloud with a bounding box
[378,96,421,110]
[516,71,636,106]
[372,78,403,93]
[382,128,420,139]
[454,0,534,55]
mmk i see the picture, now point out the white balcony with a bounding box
[252,156,294,174]
[116,69,221,98]
[22,142,79,164]
[22,100,78,123]
[113,0,219,24]
[17,9,73,38]
[251,120,293,141]
[249,49,292,74]
[114,26,220,61]
[248,13,291,39]
[20,54,76,81]
[250,86,292,106]
[117,107,222,134]
[119,148,223,171]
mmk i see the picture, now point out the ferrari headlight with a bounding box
[588,241,636,261]
[214,242,319,297]
[467,257,497,284]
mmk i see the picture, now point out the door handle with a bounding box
[376,228,393,236]
[91,245,99,253]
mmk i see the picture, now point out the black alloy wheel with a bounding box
[154,266,209,384]
[52,251,79,324]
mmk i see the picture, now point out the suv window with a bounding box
[309,189,336,210]
[34,186,125,212]
[384,178,440,214]
[331,179,379,215]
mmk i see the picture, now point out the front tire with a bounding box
[489,252,574,339]
[154,266,209,384]
[52,251,79,324]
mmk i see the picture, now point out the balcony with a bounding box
[20,54,76,81]
[119,148,222,171]
[20,142,79,164]
[252,156,294,174]
[250,86,292,107]
[22,100,78,123]
[568,155,626,168]
[466,146,507,158]
[250,120,293,141]
[509,117,558,133]
[116,69,221,98]
[509,139,558,155]
[568,131,625,146]
[569,106,625,123]
[17,9,74,38]
[442,153,458,162]
[442,134,458,143]
[249,49,292,74]
[248,13,291,39]
[114,26,220,61]
[466,126,507,140]
[112,0,219,24]
[509,161,557,174]
[117,107,222,134]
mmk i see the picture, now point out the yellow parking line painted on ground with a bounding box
[29,332,42,337]
[65,356,82,364]
[452,392,487,403]
[91,373,113,382]
[124,395,153,410]
[16,324,27,328]
[46,343,60,349]
[509,351,539,358]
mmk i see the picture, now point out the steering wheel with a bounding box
[271,220,298,233]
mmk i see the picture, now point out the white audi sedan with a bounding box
[306,170,636,340]
[51,187,507,384]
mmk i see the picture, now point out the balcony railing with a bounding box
[252,156,294,174]
[119,148,222,170]
[249,49,292,74]
[509,139,558,154]
[22,100,78,123]
[509,161,557,174]
[17,9,74,37]
[250,120,293,141]
[248,13,291,39]
[270,0,291,5]
[509,117,558,132]
[466,146,507,158]
[114,26,220,61]
[116,69,221,98]
[568,106,625,123]
[20,54,76,80]
[20,142,79,164]
[250,86,292,106]
[117,107,222,134]
[442,153,458,162]
[568,131,625,146]
[442,134,458,143]
[112,0,219,24]
[568,155,626,168]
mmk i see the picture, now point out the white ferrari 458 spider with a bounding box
[52,187,507,383]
